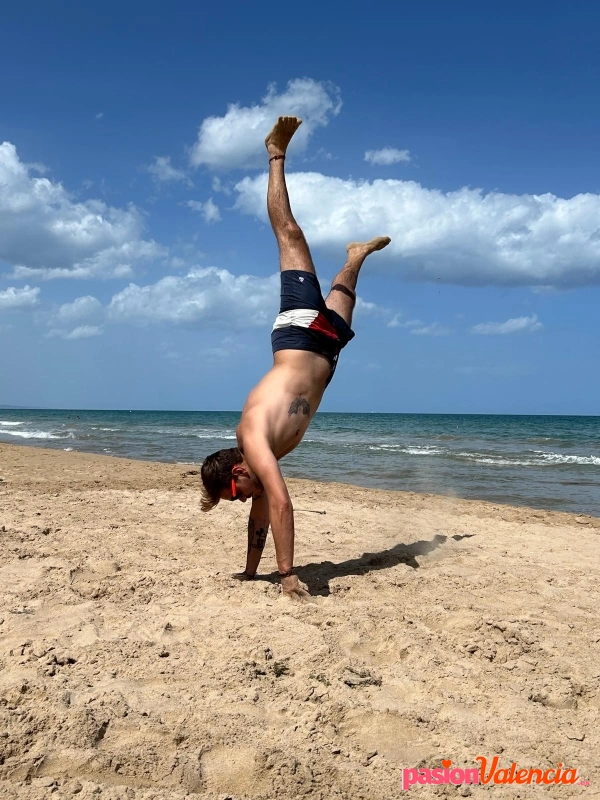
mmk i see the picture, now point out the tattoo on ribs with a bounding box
[288,396,310,418]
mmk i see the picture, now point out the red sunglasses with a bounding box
[230,476,238,500]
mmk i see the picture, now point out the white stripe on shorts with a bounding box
[272,309,319,331]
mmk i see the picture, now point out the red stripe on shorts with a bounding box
[309,312,339,339]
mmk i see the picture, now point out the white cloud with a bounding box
[234,172,600,288]
[365,148,411,166]
[108,267,280,330]
[186,198,221,224]
[0,141,164,280]
[471,314,543,335]
[190,78,342,171]
[95,112,104,120]
[410,322,450,336]
[55,295,103,324]
[211,176,232,195]
[145,155,189,184]
[0,285,40,309]
[349,295,403,327]
[47,325,103,340]
[354,296,382,316]
[32,266,389,336]
[303,147,336,163]
[387,313,422,329]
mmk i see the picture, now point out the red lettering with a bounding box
[561,769,579,784]
[516,769,529,784]
[476,756,499,785]
[494,768,510,784]
[528,769,543,784]
[542,770,555,784]
[554,764,563,784]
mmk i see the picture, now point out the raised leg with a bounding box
[325,237,391,326]
[265,116,316,274]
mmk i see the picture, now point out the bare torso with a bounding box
[236,350,332,459]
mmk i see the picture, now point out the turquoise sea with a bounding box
[1,410,599,516]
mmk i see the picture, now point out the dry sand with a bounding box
[0,443,599,799]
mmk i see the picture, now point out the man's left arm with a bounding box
[233,492,270,580]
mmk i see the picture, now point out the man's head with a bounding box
[200,447,262,511]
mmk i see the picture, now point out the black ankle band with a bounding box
[278,567,295,578]
[269,155,286,163]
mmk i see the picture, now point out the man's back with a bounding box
[237,349,331,460]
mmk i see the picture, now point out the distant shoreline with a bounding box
[2,407,599,417]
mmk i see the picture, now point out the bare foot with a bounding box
[346,236,392,258]
[265,116,302,159]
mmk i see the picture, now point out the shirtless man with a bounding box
[201,116,390,600]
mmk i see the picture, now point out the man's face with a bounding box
[221,468,261,503]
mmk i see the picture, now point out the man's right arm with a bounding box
[243,437,294,572]
[241,435,308,600]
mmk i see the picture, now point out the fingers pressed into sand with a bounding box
[265,116,303,157]
[346,236,392,256]
[283,587,315,604]
[280,574,314,603]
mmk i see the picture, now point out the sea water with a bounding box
[1,410,599,516]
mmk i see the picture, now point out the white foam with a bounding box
[368,444,445,455]
[193,433,237,440]
[457,450,600,467]
[0,429,67,439]
[469,456,538,466]
[0,420,24,426]
[63,447,74,452]
[536,452,600,466]
[404,446,445,455]
[148,427,237,440]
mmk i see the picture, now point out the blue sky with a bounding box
[1,0,599,414]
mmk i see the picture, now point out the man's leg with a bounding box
[265,116,316,275]
[325,237,391,325]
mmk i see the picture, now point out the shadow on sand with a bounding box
[261,532,475,597]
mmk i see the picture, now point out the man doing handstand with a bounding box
[201,116,390,600]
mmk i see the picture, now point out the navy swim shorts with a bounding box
[271,270,355,384]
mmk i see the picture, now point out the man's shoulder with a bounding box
[236,419,276,454]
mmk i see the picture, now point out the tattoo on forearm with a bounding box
[248,518,268,552]
[252,526,268,551]
[247,518,255,555]
[288,396,310,417]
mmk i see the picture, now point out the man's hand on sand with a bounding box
[281,574,311,602]
[231,571,255,581]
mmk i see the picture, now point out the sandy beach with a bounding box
[0,442,598,799]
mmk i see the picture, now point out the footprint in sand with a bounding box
[201,745,267,796]
[340,711,433,764]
